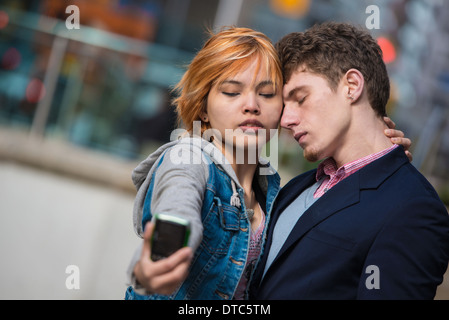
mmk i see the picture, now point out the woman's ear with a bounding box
[344,68,364,104]
[200,109,208,122]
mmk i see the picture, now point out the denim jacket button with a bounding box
[215,290,229,300]
[230,257,244,265]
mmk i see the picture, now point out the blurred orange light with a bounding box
[26,79,46,104]
[377,37,396,64]
[0,10,8,29]
[270,0,310,19]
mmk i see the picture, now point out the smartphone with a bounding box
[150,213,191,261]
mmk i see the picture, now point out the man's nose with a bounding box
[280,103,298,129]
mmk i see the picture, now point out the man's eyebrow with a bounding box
[286,85,307,99]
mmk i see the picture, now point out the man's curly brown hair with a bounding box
[275,22,390,117]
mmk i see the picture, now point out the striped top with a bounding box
[314,144,398,198]
[234,205,266,300]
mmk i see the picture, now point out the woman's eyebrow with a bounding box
[256,80,275,90]
[219,79,274,90]
[221,80,242,86]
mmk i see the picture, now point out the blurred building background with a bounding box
[0,0,447,299]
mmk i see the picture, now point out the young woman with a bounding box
[125,27,411,300]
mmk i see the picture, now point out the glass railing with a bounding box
[0,6,193,159]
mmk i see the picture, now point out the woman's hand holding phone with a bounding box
[133,222,193,296]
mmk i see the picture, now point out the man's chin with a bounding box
[303,148,320,163]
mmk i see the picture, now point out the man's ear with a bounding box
[344,68,364,104]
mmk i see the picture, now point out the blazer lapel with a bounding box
[263,169,361,279]
[277,173,360,258]
[253,170,316,285]
[262,146,409,280]
[270,171,317,227]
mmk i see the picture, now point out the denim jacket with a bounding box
[125,137,280,300]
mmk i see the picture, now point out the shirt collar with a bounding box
[316,144,399,182]
[316,158,338,182]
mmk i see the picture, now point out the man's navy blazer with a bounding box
[250,147,449,299]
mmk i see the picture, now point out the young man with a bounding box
[250,22,449,299]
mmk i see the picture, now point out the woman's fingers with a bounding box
[135,222,193,295]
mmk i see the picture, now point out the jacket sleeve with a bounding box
[357,196,449,299]
[148,143,208,252]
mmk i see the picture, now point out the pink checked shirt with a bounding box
[314,144,398,198]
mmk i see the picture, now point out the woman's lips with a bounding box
[239,120,264,132]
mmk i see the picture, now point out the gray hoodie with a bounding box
[126,137,276,287]
[131,136,250,251]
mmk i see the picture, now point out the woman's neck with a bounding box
[215,141,263,230]
[215,141,259,190]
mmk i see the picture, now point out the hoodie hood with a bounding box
[132,137,243,192]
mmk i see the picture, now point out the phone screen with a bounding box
[152,220,187,260]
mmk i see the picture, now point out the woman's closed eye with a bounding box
[222,92,240,97]
[259,92,275,98]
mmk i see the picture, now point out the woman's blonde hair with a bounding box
[172,26,283,134]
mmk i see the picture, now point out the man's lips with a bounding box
[294,131,307,144]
